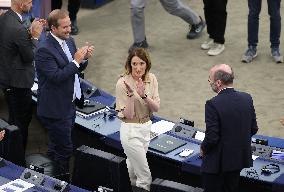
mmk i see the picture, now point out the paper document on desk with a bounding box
[194,131,205,141]
[0,179,34,192]
[151,120,175,135]
[252,155,259,161]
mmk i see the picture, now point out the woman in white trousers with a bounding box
[116,48,160,192]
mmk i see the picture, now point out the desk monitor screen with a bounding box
[149,135,187,154]
[76,100,106,115]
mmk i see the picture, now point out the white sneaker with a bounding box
[201,38,214,50]
[207,43,225,56]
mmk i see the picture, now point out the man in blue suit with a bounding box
[35,9,94,171]
[200,64,259,192]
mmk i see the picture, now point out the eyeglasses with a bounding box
[208,78,215,84]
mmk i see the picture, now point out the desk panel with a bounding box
[0,160,89,192]
[30,79,284,191]
[182,154,284,191]
[241,159,284,183]
[75,111,121,136]
[254,135,284,149]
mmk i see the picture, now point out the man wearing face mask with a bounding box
[35,9,94,171]
[0,0,44,151]
[200,64,259,192]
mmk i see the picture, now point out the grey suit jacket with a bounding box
[0,9,38,88]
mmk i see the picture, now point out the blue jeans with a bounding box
[248,0,281,48]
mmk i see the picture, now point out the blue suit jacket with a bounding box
[201,88,258,173]
[35,33,87,119]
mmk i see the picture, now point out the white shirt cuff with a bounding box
[73,60,80,68]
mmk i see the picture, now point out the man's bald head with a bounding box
[212,64,232,74]
[11,0,20,3]
[11,0,31,5]
[210,64,234,86]
[11,0,33,14]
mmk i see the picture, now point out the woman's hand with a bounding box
[136,78,145,97]
[124,81,134,94]
[122,81,135,119]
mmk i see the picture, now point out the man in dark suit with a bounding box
[200,64,259,192]
[35,9,94,171]
[51,0,81,35]
[0,0,44,151]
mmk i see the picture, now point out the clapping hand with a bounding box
[30,18,45,39]
[124,81,133,95]
[37,18,47,25]
[74,46,88,64]
[136,78,145,97]
[83,42,95,59]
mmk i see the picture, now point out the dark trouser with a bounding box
[202,170,241,192]
[248,0,281,48]
[38,115,75,171]
[3,87,32,151]
[203,0,228,44]
[51,0,81,21]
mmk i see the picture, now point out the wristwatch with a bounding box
[141,94,147,99]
